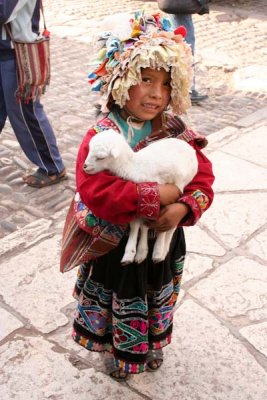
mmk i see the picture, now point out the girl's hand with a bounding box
[146,203,190,232]
[158,184,181,206]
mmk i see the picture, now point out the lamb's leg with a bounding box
[135,223,149,264]
[152,228,176,263]
[152,232,166,263]
[121,219,141,265]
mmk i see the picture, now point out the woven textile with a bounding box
[60,199,126,273]
[12,36,50,102]
[72,230,186,373]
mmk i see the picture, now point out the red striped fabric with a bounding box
[13,37,50,103]
[60,199,126,273]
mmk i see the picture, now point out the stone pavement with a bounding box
[0,1,266,399]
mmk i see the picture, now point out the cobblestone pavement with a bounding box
[0,2,267,399]
[0,0,266,238]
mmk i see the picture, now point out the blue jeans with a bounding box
[170,14,196,91]
[0,54,65,175]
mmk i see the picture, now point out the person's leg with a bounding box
[0,61,8,132]
[171,14,195,54]
[171,13,208,103]
[2,57,66,180]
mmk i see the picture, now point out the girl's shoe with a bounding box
[104,354,129,382]
[109,369,129,382]
[147,349,164,372]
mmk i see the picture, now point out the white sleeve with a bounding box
[5,0,34,23]
[8,0,39,42]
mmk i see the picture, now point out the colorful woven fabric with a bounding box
[13,36,50,102]
[60,199,126,273]
[88,10,193,114]
[74,192,110,234]
[73,229,186,374]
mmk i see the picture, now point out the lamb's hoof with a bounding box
[152,250,167,264]
[121,260,131,266]
[152,256,164,264]
[134,254,147,264]
[121,252,135,265]
[135,244,148,264]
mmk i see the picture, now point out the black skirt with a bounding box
[73,227,186,374]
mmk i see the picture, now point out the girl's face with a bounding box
[125,67,171,121]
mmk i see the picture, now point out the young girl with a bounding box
[70,11,214,381]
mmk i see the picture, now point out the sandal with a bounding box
[23,168,68,188]
[109,369,129,382]
[147,349,163,372]
[104,354,129,382]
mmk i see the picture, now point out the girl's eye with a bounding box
[95,156,105,161]
[142,77,151,83]
[164,81,171,88]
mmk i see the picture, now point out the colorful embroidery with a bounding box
[74,278,113,338]
[172,255,185,304]
[114,358,146,374]
[74,192,109,231]
[113,319,148,351]
[72,174,186,375]
[112,294,148,353]
[148,281,174,336]
[73,264,91,299]
[137,182,160,219]
[150,334,172,350]
[95,118,121,133]
[73,273,178,373]
[192,189,209,210]
[78,303,111,336]
[72,330,113,353]
[179,190,209,226]
[83,278,113,306]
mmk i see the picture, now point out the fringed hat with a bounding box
[88,11,193,115]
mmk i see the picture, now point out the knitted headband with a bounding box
[88,11,193,115]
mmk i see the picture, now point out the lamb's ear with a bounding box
[110,147,120,159]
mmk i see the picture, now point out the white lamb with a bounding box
[83,129,198,264]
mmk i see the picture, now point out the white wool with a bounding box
[97,13,133,41]
[84,129,198,264]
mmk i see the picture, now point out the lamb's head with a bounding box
[83,129,129,174]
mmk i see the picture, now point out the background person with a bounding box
[170,9,209,104]
[0,0,67,188]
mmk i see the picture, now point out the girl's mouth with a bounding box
[142,103,159,110]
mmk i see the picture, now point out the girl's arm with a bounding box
[146,141,214,230]
[177,141,215,226]
[76,128,162,225]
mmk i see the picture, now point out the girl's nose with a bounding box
[150,85,162,98]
